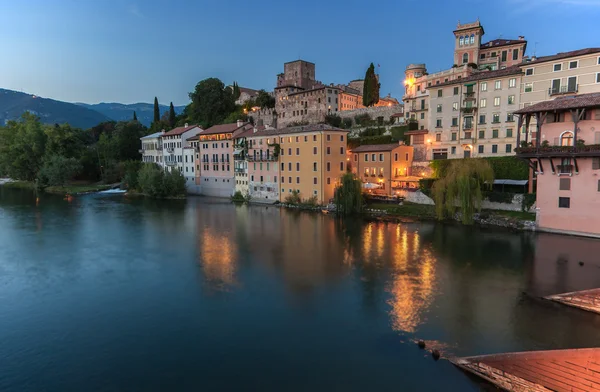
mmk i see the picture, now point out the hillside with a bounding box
[77,102,186,127]
[0,89,111,129]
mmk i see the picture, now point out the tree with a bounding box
[153,97,160,124]
[362,63,380,107]
[133,111,138,121]
[187,78,236,128]
[137,163,186,198]
[255,90,275,109]
[0,113,47,181]
[432,159,494,225]
[334,173,363,216]
[44,123,83,159]
[168,102,176,128]
[38,155,81,187]
[232,82,241,100]
[324,114,342,128]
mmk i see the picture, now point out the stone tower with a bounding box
[453,20,484,66]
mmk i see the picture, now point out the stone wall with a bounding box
[397,189,530,212]
[248,109,277,127]
[337,105,404,124]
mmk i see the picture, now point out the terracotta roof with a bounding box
[480,38,526,49]
[233,126,259,139]
[187,135,199,141]
[514,92,600,114]
[250,123,348,137]
[404,130,429,135]
[432,66,522,88]
[239,87,260,96]
[140,131,163,140]
[521,47,600,66]
[202,122,251,135]
[162,125,199,137]
[351,143,404,153]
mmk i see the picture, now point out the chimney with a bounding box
[184,123,188,128]
[518,36,525,41]
[237,119,243,128]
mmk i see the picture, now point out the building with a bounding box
[339,88,364,111]
[350,143,414,195]
[232,125,256,196]
[424,66,523,160]
[197,121,253,197]
[160,124,203,172]
[514,93,600,238]
[233,86,260,105]
[403,20,527,132]
[183,146,197,189]
[140,131,163,164]
[375,94,401,107]
[246,129,281,203]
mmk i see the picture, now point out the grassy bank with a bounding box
[2,181,114,195]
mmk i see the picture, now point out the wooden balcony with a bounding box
[515,144,600,158]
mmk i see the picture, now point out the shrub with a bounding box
[342,118,353,129]
[362,127,384,137]
[122,160,142,190]
[354,113,372,127]
[38,155,82,187]
[522,193,536,212]
[486,191,515,204]
[408,119,419,131]
[418,178,436,197]
[377,116,384,126]
[324,114,342,128]
[302,195,319,207]
[430,157,528,180]
[231,191,245,202]
[137,163,186,198]
[284,190,301,204]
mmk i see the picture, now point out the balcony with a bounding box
[463,91,476,99]
[166,147,174,154]
[516,144,600,158]
[165,161,177,166]
[234,155,245,161]
[156,145,163,151]
[549,84,578,96]
[557,164,573,175]
[410,104,428,111]
[138,149,144,154]
[234,168,246,173]
[248,155,278,162]
[461,106,477,114]
[463,123,473,130]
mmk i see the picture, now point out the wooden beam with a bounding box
[537,157,544,174]
[525,114,531,144]
[534,112,546,148]
[549,158,556,174]
[516,114,524,146]
[574,157,579,174]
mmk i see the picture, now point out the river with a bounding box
[1,187,599,391]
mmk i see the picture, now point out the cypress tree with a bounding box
[169,102,176,128]
[133,111,138,121]
[153,97,160,124]
[362,63,380,107]
[233,82,241,100]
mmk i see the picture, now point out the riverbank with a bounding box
[0,180,117,195]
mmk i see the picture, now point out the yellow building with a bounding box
[350,143,414,195]
[255,124,349,204]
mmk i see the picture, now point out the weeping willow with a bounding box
[334,173,364,216]
[432,159,494,224]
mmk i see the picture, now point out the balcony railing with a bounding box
[165,161,177,166]
[410,104,429,111]
[234,155,245,161]
[247,155,278,162]
[515,144,600,157]
[156,145,163,151]
[557,164,573,175]
[166,147,174,154]
[461,106,477,114]
[549,84,578,96]
[463,91,476,99]
[463,123,473,130]
[138,149,144,154]
[234,168,246,173]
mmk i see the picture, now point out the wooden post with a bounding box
[525,114,531,144]
[535,112,546,148]
[516,114,524,147]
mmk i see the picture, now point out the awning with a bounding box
[362,182,381,189]
[493,179,528,186]
[464,82,476,87]
[233,148,243,155]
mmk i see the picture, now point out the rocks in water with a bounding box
[417,340,426,349]
[579,261,585,266]
[432,349,441,360]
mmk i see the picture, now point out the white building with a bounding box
[160,124,203,173]
[140,131,163,164]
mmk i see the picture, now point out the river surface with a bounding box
[1,187,600,391]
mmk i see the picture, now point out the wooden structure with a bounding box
[451,348,600,391]
[545,288,600,315]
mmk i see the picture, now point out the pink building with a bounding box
[515,93,600,238]
[197,121,253,198]
[247,129,280,203]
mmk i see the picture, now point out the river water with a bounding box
[1,187,599,391]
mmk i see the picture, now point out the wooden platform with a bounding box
[451,348,600,391]
[545,288,600,315]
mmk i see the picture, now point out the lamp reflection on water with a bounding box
[200,230,236,291]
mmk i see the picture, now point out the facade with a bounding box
[246,130,280,203]
[232,126,255,196]
[375,94,401,107]
[350,143,414,195]
[140,131,163,164]
[160,124,203,173]
[233,86,260,105]
[425,66,522,160]
[183,147,196,188]
[339,89,364,111]
[514,93,600,238]
[197,121,254,198]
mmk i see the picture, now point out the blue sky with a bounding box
[1,0,599,106]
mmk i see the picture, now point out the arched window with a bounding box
[459,36,464,46]
[560,131,574,146]
[462,53,469,64]
[470,34,475,44]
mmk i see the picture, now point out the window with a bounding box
[296,162,300,171]
[494,97,500,106]
[327,178,331,185]
[436,119,442,128]
[326,135,331,141]
[479,130,485,139]
[480,53,485,60]
[492,145,498,154]
[480,98,487,108]
[288,162,292,171]
[508,95,515,105]
[478,145,484,153]
[509,78,516,88]
[451,146,456,155]
[436,133,441,142]
[326,147,330,155]
[481,82,487,92]
[313,177,317,185]
[462,53,469,64]
[452,117,458,126]
[371,153,376,161]
[421,113,425,119]
[453,87,459,95]
[505,144,512,153]
[405,153,409,161]
[296,148,300,155]
[558,197,570,208]
[452,102,458,111]
[495,80,501,90]
[569,61,578,69]
[313,135,317,141]
[437,89,443,97]
[451,133,457,141]
[501,50,507,62]
[376,153,382,161]
[525,68,534,76]
[597,73,600,83]
[506,129,513,137]
[470,34,475,44]
[513,48,519,60]
[561,131,574,146]
[479,114,486,124]
[553,63,562,72]
[340,162,344,171]
[437,104,442,112]
[507,113,514,122]
[394,153,398,161]
[459,36,464,46]
[340,147,344,154]
[493,114,500,123]
[524,83,533,93]
[593,158,600,170]
[365,154,368,162]
[354,154,357,162]
[313,147,317,154]
[492,129,499,138]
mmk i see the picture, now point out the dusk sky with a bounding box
[1,0,599,106]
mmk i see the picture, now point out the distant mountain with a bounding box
[0,88,111,129]
[77,102,187,127]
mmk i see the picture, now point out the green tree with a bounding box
[168,102,176,128]
[133,111,138,121]
[137,163,186,198]
[432,159,494,225]
[324,114,342,128]
[38,155,82,187]
[0,113,47,180]
[232,82,241,100]
[362,63,380,107]
[187,78,236,128]
[255,90,275,108]
[334,172,364,216]
[44,123,83,159]
[153,97,160,124]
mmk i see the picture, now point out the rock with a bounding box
[417,340,426,349]
[579,261,584,266]
[432,349,441,360]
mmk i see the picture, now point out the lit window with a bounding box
[480,98,487,108]
[481,82,487,92]
[509,78,516,88]
[495,80,501,90]
[524,83,533,93]
[494,97,500,106]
